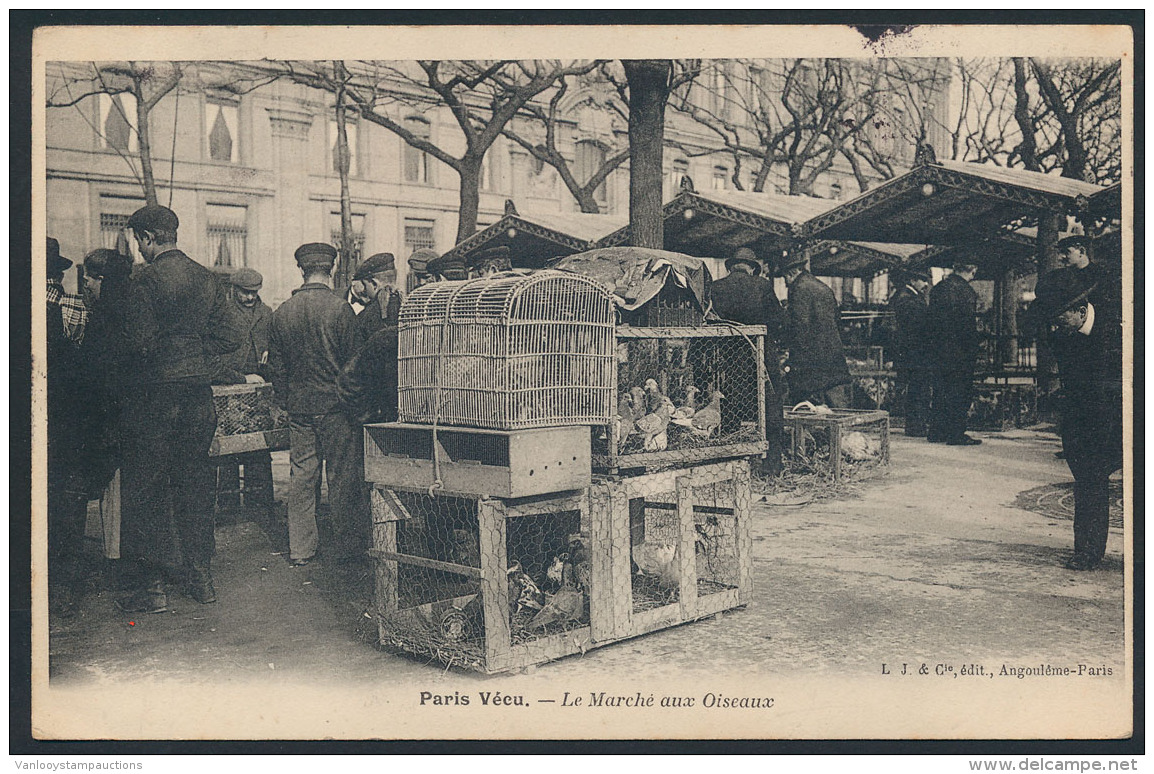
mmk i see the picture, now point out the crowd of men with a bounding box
[45,209,1123,616]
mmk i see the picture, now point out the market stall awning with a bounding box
[441,203,626,269]
[595,186,919,277]
[802,159,1112,245]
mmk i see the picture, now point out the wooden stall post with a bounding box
[477,497,512,672]
[733,460,754,605]
[676,473,699,621]
[369,487,399,620]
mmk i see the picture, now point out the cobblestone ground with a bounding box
[42,427,1128,737]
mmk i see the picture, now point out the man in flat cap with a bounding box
[710,247,787,476]
[927,262,982,446]
[1032,267,1123,570]
[888,266,934,437]
[116,205,240,613]
[425,254,468,282]
[267,243,367,568]
[778,244,852,409]
[212,267,275,526]
[350,252,402,345]
[407,247,438,290]
[1058,234,1120,321]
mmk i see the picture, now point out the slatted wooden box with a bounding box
[369,459,752,674]
[210,383,289,457]
[597,325,769,473]
[782,407,890,481]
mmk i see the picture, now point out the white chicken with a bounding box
[632,540,680,589]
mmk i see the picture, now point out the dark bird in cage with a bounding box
[643,378,665,413]
[616,393,636,452]
[507,562,545,615]
[567,534,592,591]
[545,551,569,591]
[528,586,585,629]
[673,389,724,437]
[672,385,700,421]
[634,395,674,451]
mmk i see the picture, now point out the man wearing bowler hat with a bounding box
[888,266,934,437]
[116,205,240,613]
[927,262,982,446]
[267,243,367,568]
[710,247,787,477]
[212,267,276,525]
[350,252,402,344]
[1032,267,1123,570]
[777,243,852,408]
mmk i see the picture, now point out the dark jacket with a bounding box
[337,325,399,425]
[710,270,786,342]
[355,289,402,345]
[784,271,851,395]
[214,297,273,384]
[122,248,240,386]
[927,272,980,373]
[888,283,931,373]
[1050,303,1123,479]
[268,282,363,415]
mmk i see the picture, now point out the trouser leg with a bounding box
[1072,477,1110,562]
[241,451,275,510]
[287,415,321,561]
[319,411,367,560]
[904,371,931,435]
[169,384,218,571]
[119,389,177,586]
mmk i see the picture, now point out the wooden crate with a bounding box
[363,422,592,499]
[783,407,890,481]
[370,459,752,674]
[210,383,289,456]
[597,325,769,472]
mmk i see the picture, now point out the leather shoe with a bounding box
[1065,553,1101,571]
[116,581,167,614]
[947,434,982,446]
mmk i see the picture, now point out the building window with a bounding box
[575,140,608,203]
[206,100,239,163]
[206,203,248,271]
[403,117,431,183]
[404,218,436,292]
[98,92,137,153]
[328,118,358,176]
[99,195,146,261]
[712,166,729,191]
[829,181,843,201]
[708,63,732,120]
[480,145,504,192]
[330,211,366,271]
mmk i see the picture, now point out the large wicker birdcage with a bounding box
[398,270,616,430]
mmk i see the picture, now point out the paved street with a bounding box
[41,425,1129,739]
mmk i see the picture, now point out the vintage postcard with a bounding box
[29,21,1135,741]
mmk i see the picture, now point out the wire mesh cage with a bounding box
[782,407,890,482]
[370,460,753,673]
[397,270,616,430]
[595,325,768,471]
[210,383,289,456]
[371,487,594,673]
[620,283,705,327]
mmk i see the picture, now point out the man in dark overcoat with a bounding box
[351,252,402,345]
[710,247,787,477]
[212,267,275,522]
[927,262,982,445]
[778,245,852,408]
[267,243,366,567]
[117,205,240,613]
[1032,267,1123,570]
[888,266,933,437]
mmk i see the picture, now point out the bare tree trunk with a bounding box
[996,269,1019,367]
[623,60,672,250]
[456,157,483,243]
[132,77,159,207]
[334,83,355,292]
[575,191,601,214]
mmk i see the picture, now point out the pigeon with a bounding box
[671,385,700,421]
[629,385,646,413]
[643,378,665,413]
[634,395,674,451]
[673,389,723,437]
[616,393,636,452]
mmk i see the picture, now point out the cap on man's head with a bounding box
[1031,266,1096,324]
[899,265,932,283]
[952,262,979,275]
[47,237,72,274]
[427,254,467,281]
[1057,234,1091,253]
[126,205,179,235]
[294,242,338,268]
[725,247,761,276]
[776,245,808,276]
[83,248,132,279]
[230,267,264,291]
[353,252,396,281]
[408,248,439,275]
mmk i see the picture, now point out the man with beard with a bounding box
[212,267,275,526]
